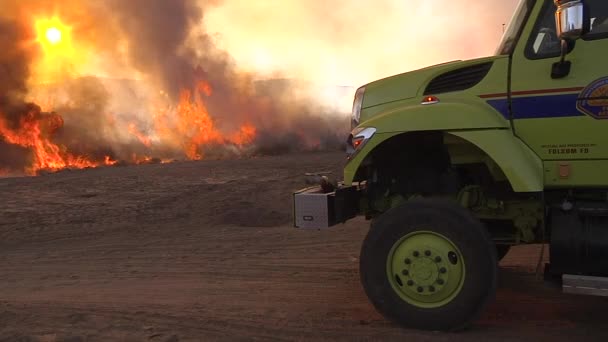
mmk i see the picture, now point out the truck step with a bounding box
[562,274,608,297]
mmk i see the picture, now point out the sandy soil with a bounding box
[1,151,608,341]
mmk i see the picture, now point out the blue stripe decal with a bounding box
[486,94,585,119]
[486,99,509,118]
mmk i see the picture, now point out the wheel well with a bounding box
[355,131,543,244]
[354,131,513,196]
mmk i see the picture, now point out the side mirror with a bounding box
[551,0,589,79]
[555,0,588,41]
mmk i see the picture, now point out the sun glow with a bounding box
[45,27,62,45]
[35,17,71,52]
[32,16,81,83]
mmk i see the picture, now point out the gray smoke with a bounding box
[102,0,347,155]
[0,0,348,175]
[0,17,38,171]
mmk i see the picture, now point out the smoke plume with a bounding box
[0,0,518,176]
[0,14,40,172]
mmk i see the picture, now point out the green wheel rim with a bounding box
[386,230,465,309]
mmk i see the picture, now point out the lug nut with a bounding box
[448,251,458,265]
[429,286,435,292]
[413,251,420,257]
[435,256,442,263]
[439,267,447,274]
[404,258,411,265]
[437,279,445,285]
[417,286,424,293]
[407,280,414,286]
[402,269,409,276]
[425,250,431,256]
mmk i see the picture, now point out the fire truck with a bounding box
[293,0,608,331]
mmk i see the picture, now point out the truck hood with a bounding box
[361,56,501,109]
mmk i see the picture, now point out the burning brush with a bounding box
[0,1,347,178]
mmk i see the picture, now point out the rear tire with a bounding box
[359,198,498,331]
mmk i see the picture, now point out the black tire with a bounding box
[496,244,511,261]
[359,198,498,331]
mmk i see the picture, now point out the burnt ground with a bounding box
[1,151,607,341]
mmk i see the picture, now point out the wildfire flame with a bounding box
[0,79,258,176]
[128,123,152,148]
[0,9,260,178]
[1,5,347,178]
[147,81,257,161]
[104,155,117,166]
[0,106,115,175]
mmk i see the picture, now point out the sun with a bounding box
[35,17,71,51]
[32,16,80,83]
[45,27,62,45]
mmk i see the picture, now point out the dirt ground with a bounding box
[1,151,608,341]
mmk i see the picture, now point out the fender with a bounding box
[344,107,544,192]
[447,129,543,192]
[360,95,509,134]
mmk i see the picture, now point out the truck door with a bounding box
[507,0,608,174]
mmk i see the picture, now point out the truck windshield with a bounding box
[495,0,536,55]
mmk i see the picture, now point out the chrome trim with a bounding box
[352,126,376,141]
[555,0,585,41]
[346,127,376,160]
[351,86,366,129]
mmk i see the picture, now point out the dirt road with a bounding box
[1,152,607,341]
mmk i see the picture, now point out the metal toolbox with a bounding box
[293,184,360,229]
[293,186,335,228]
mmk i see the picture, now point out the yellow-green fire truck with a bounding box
[293,0,608,331]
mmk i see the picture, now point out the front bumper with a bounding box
[292,183,362,229]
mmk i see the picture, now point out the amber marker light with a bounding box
[421,95,440,105]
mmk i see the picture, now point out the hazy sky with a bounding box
[205,0,521,87]
[2,0,521,112]
[0,0,524,172]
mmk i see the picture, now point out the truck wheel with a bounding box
[359,198,497,331]
[496,244,511,261]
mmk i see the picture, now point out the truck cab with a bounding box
[293,0,608,332]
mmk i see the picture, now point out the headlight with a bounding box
[346,127,376,160]
[351,86,366,129]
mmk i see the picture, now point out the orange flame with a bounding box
[197,80,213,97]
[128,154,173,165]
[0,108,115,175]
[229,124,257,146]
[176,87,223,160]
[104,155,117,166]
[0,112,91,175]
[1,80,258,176]
[128,122,152,147]
[168,82,257,159]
